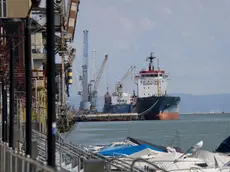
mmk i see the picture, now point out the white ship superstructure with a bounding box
[111,92,132,105]
[135,53,169,98]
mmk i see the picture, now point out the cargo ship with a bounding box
[103,66,137,114]
[103,89,135,113]
[134,53,181,120]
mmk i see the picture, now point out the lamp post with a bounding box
[24,0,42,156]
[46,0,56,168]
[9,40,15,148]
[1,78,7,143]
[24,16,32,156]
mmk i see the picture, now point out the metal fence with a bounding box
[0,141,56,172]
[32,130,145,172]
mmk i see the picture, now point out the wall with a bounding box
[7,0,31,18]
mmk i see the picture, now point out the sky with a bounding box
[44,0,230,96]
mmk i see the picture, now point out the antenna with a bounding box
[146,52,156,62]
[146,52,156,71]
[157,58,160,70]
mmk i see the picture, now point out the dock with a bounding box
[74,113,139,122]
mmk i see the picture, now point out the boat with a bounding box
[103,66,137,114]
[117,140,230,172]
[215,136,230,154]
[103,88,135,114]
[134,52,181,120]
[84,136,184,157]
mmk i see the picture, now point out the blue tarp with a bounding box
[99,145,131,152]
[98,144,165,157]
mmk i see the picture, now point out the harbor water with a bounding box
[64,114,230,151]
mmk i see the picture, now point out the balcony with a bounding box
[32,48,46,60]
[31,33,46,60]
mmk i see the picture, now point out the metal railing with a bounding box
[0,141,56,172]
[31,130,145,172]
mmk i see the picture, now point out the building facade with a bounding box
[1,0,30,18]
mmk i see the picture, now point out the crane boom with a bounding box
[93,54,108,91]
[115,66,136,99]
[120,66,136,84]
[89,54,108,111]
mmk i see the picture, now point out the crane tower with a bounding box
[90,55,108,111]
[80,30,91,110]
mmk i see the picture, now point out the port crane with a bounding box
[38,0,80,99]
[89,55,108,111]
[114,66,136,103]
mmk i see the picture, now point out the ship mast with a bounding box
[146,52,156,71]
[157,58,161,96]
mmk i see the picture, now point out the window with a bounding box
[0,0,7,18]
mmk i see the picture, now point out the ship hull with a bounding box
[103,104,132,113]
[136,96,180,120]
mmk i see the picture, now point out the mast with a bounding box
[157,58,160,96]
[157,58,160,70]
[146,52,156,71]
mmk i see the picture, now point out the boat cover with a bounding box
[127,137,184,153]
[99,144,131,152]
[128,148,161,158]
[98,144,165,157]
[216,136,230,153]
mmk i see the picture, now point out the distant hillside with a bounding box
[68,93,230,113]
[173,93,230,113]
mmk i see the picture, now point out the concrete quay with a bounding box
[75,113,139,122]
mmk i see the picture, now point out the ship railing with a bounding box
[86,113,138,117]
[168,129,180,148]
[130,158,215,172]
[106,157,146,172]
